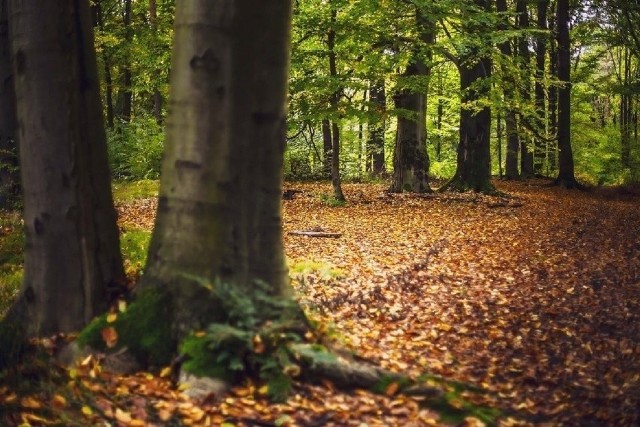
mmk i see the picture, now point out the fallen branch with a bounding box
[289,230,342,238]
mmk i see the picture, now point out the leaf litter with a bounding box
[2,179,640,426]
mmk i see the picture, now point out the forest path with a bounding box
[114,180,640,425]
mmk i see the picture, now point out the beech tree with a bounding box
[2,0,124,337]
[442,0,495,193]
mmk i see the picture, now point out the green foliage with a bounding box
[319,192,346,207]
[78,287,175,367]
[107,117,164,180]
[289,259,344,280]
[0,212,23,316]
[120,228,151,278]
[178,278,306,402]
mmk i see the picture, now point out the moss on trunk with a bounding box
[77,287,174,367]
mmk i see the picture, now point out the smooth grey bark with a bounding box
[0,0,18,207]
[496,0,520,180]
[554,0,578,188]
[141,0,302,341]
[322,119,332,178]
[8,0,125,335]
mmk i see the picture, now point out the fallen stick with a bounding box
[289,230,342,238]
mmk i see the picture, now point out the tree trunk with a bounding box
[327,4,345,202]
[389,7,432,193]
[322,118,332,178]
[443,0,494,193]
[0,0,19,208]
[496,0,520,180]
[367,79,385,175]
[554,0,578,188]
[534,0,549,175]
[140,0,305,343]
[547,3,558,173]
[149,0,163,125]
[620,48,632,168]
[7,0,125,336]
[116,0,132,123]
[94,0,115,129]
[517,0,534,178]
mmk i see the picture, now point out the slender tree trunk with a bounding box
[0,0,19,207]
[149,0,163,125]
[140,0,304,343]
[389,7,432,193]
[7,0,125,336]
[327,4,345,201]
[497,110,503,178]
[496,0,520,180]
[517,0,534,178]
[534,0,549,175]
[95,0,115,129]
[621,48,632,168]
[116,0,132,123]
[547,4,558,173]
[436,73,443,162]
[443,0,494,193]
[554,0,578,188]
[322,118,332,178]
[367,79,386,175]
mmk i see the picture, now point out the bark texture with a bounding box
[141,0,301,342]
[366,79,386,175]
[389,8,432,193]
[443,0,494,193]
[8,0,124,335]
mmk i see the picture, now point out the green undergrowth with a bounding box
[178,276,311,402]
[120,228,151,277]
[289,259,344,280]
[111,179,159,202]
[77,287,174,367]
[0,212,23,316]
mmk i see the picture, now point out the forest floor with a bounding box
[2,179,640,426]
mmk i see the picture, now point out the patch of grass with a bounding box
[318,193,346,207]
[0,212,24,316]
[289,259,344,279]
[120,228,151,277]
[112,179,159,203]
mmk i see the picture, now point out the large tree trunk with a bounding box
[322,118,332,178]
[554,0,578,188]
[0,0,19,208]
[140,0,303,342]
[366,79,386,175]
[496,0,520,180]
[389,7,432,193]
[443,0,494,193]
[7,0,125,336]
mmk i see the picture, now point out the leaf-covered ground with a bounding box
[2,180,640,426]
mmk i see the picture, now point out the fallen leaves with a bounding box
[3,179,640,426]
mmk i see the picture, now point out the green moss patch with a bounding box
[111,179,159,203]
[78,287,174,367]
